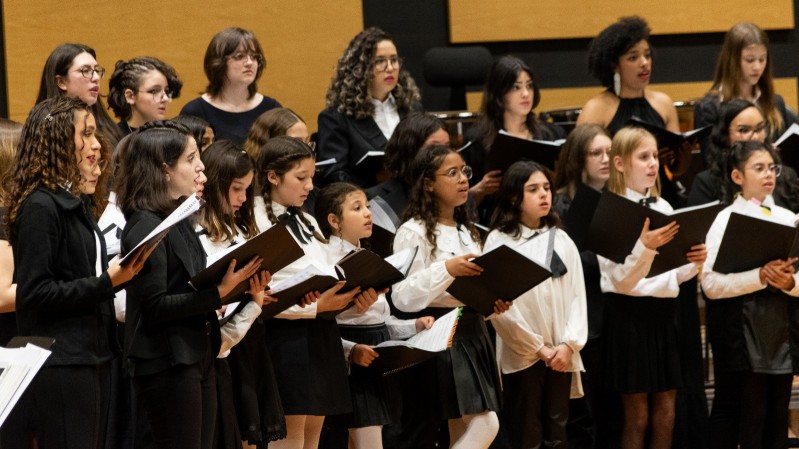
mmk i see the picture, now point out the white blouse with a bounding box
[701,195,799,299]
[485,225,587,375]
[253,196,328,318]
[598,188,699,297]
[391,218,481,312]
[371,94,400,140]
[326,236,417,358]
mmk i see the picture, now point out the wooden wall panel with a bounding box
[448,0,794,43]
[2,1,363,131]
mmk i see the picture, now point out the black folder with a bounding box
[585,191,724,277]
[488,132,563,172]
[713,212,799,274]
[367,224,395,258]
[446,245,552,316]
[263,266,340,319]
[370,345,439,375]
[624,117,711,152]
[562,183,602,249]
[775,123,799,172]
[190,224,304,304]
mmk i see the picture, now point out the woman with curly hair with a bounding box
[694,23,795,160]
[181,27,281,145]
[2,96,149,449]
[36,43,123,149]
[108,56,183,136]
[317,27,422,189]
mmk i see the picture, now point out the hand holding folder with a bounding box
[713,212,799,274]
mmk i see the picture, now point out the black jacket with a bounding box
[121,210,221,377]
[11,187,117,366]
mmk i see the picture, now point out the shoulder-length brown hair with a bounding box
[204,27,266,99]
[554,124,611,195]
[607,127,660,197]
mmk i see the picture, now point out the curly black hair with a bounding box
[587,16,652,88]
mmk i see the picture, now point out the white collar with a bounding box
[370,93,396,108]
[328,235,360,252]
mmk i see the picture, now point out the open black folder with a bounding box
[585,191,724,277]
[189,224,304,304]
[488,132,564,172]
[624,117,711,152]
[264,247,418,319]
[776,123,799,172]
[446,245,552,316]
[713,213,799,274]
[563,183,602,249]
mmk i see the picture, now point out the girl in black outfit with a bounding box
[116,121,264,449]
[3,96,149,449]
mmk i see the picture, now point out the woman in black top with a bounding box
[116,121,263,449]
[3,97,148,449]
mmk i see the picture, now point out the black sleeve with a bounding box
[693,96,718,162]
[317,107,355,185]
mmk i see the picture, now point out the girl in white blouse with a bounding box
[314,181,433,449]
[700,140,799,449]
[391,145,510,449]
[600,127,706,449]
[252,136,371,449]
[484,160,587,449]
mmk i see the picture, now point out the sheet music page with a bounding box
[120,195,204,264]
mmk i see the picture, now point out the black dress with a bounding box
[180,96,281,145]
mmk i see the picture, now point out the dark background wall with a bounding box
[363,0,799,112]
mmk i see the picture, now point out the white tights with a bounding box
[268,415,324,449]
[448,411,499,449]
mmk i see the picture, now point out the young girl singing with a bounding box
[700,140,799,449]
[600,126,707,449]
[391,145,510,449]
[314,181,434,449]
[252,136,371,449]
[485,160,588,449]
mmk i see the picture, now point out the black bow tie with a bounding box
[278,209,314,244]
[527,232,568,279]
[639,196,657,208]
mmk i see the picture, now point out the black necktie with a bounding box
[278,209,314,244]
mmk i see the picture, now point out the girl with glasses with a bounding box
[108,57,183,136]
[391,145,511,449]
[181,27,281,145]
[317,27,422,189]
[701,140,799,449]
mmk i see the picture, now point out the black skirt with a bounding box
[426,307,502,419]
[214,359,241,449]
[226,316,286,444]
[264,317,352,416]
[603,293,682,393]
[328,323,399,428]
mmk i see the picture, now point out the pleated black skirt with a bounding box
[329,323,399,428]
[264,317,352,416]
[226,316,287,444]
[603,293,682,393]
[426,307,502,419]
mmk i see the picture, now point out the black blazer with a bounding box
[365,177,409,220]
[122,210,221,377]
[11,187,117,366]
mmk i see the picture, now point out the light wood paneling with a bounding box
[2,1,363,131]
[465,78,799,124]
[448,0,794,43]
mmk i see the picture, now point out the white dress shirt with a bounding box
[371,94,400,140]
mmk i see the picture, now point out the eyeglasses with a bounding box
[731,124,767,138]
[228,52,264,65]
[436,166,473,181]
[75,66,106,79]
[139,86,172,102]
[374,56,402,72]
[587,147,611,160]
[745,163,782,178]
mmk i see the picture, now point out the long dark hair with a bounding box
[36,43,122,148]
[254,136,325,243]
[314,182,364,239]
[490,161,559,237]
[199,140,258,243]
[115,121,193,218]
[401,145,480,256]
[384,112,447,186]
[473,55,553,153]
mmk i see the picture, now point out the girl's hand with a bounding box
[445,254,483,277]
[537,346,556,364]
[639,218,679,250]
[217,257,263,299]
[493,299,512,315]
[761,259,797,290]
[469,169,502,204]
[415,316,435,333]
[246,270,271,308]
[300,290,320,307]
[316,282,361,313]
[549,344,574,372]
[351,344,379,367]
[263,290,279,305]
[685,244,707,265]
[354,287,387,313]
[108,242,159,287]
